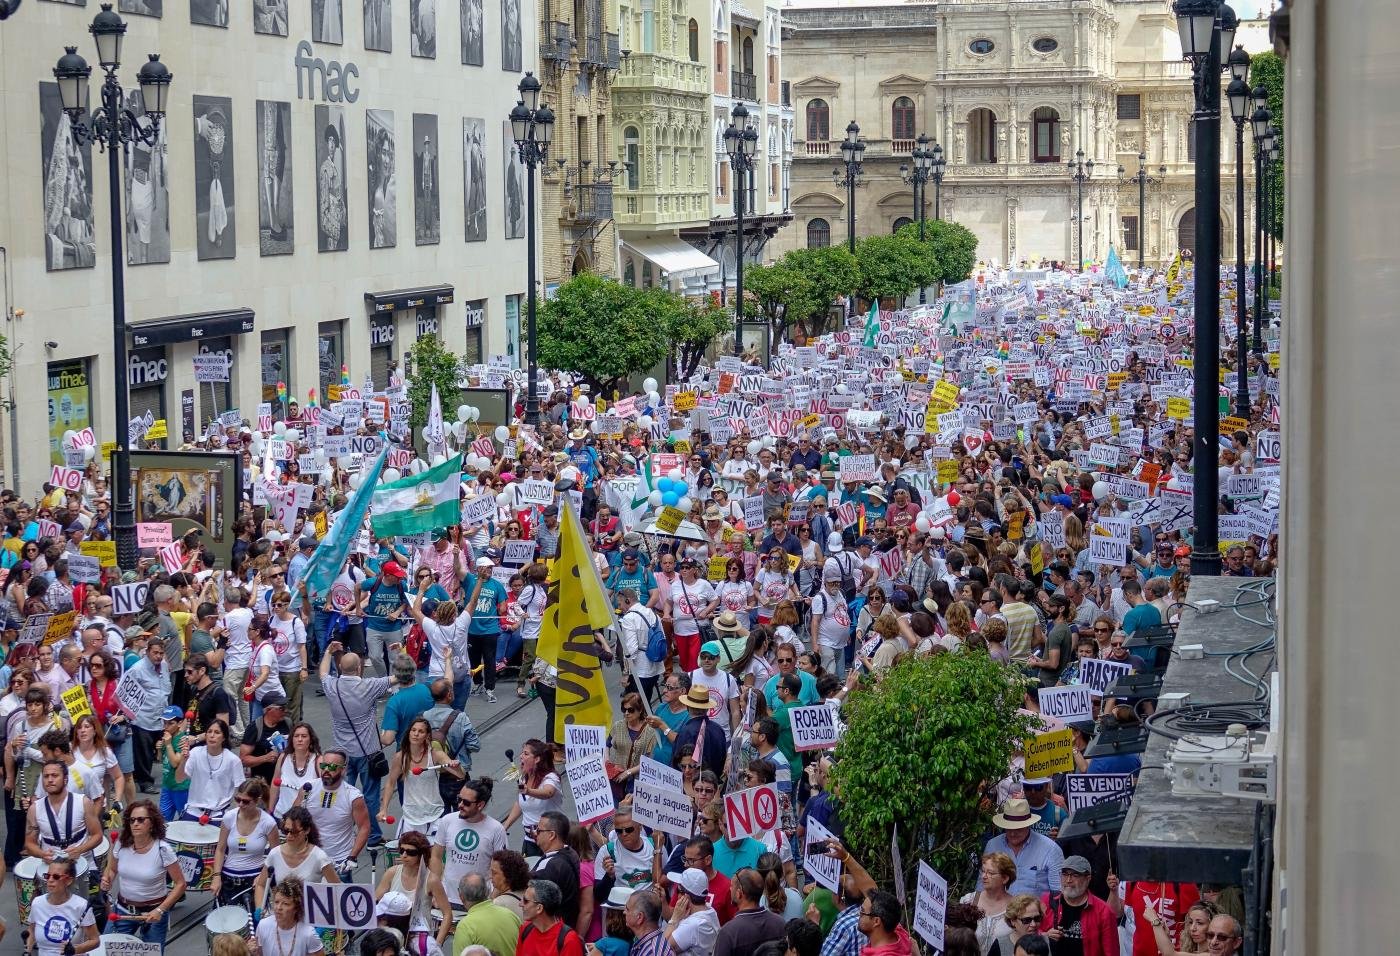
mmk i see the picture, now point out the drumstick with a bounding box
[502,748,519,782]
[409,764,455,776]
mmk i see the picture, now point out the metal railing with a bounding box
[731,70,757,101]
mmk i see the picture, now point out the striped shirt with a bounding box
[1001,600,1041,662]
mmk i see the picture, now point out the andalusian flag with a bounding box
[1105,245,1128,289]
[537,500,615,740]
[303,442,389,600]
[369,454,462,538]
[862,301,880,347]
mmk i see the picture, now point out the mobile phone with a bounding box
[808,840,832,855]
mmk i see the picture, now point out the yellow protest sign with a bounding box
[1109,414,1121,436]
[673,391,698,412]
[44,609,78,647]
[1007,511,1025,540]
[61,685,93,722]
[1175,358,1194,370]
[707,555,729,582]
[672,439,692,456]
[314,511,328,539]
[786,553,802,574]
[932,380,960,407]
[799,413,821,431]
[1166,397,1190,420]
[1268,352,1280,371]
[1024,728,1076,777]
[1029,542,1044,576]
[100,441,117,459]
[653,506,686,534]
[144,420,168,440]
[80,540,118,568]
[327,384,343,402]
[1107,372,1127,391]
[1220,416,1249,435]
[936,460,959,485]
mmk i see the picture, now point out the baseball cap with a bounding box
[261,692,288,709]
[380,561,407,580]
[678,867,709,898]
[375,892,412,917]
[826,531,844,553]
[699,641,722,658]
[1062,855,1093,875]
[161,706,184,722]
[622,548,641,560]
[298,535,319,550]
[1051,494,1074,508]
[430,529,450,542]
[543,505,559,517]
[476,556,495,569]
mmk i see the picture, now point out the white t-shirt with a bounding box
[270,616,308,673]
[274,755,320,816]
[688,667,739,738]
[222,810,279,877]
[266,844,334,884]
[515,771,563,830]
[305,780,365,864]
[251,642,281,700]
[71,746,117,794]
[670,579,715,637]
[754,570,792,613]
[424,609,472,679]
[29,892,94,956]
[113,840,178,901]
[184,746,246,815]
[255,918,324,956]
[222,607,255,671]
[669,907,720,956]
[593,834,656,890]
[810,588,852,649]
[713,581,752,614]
[618,606,664,680]
[433,812,509,905]
[518,584,548,642]
[64,759,106,801]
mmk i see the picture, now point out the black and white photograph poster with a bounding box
[501,0,521,71]
[413,114,440,245]
[460,0,482,65]
[254,0,288,35]
[316,104,350,252]
[118,0,161,17]
[410,0,436,56]
[192,95,235,260]
[39,82,95,272]
[364,0,391,52]
[190,0,227,26]
[313,0,343,44]
[462,117,487,242]
[503,120,524,239]
[256,99,294,255]
[123,89,170,265]
[42,0,85,7]
[367,109,397,249]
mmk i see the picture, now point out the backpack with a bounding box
[518,921,578,954]
[405,621,431,670]
[629,608,668,663]
[835,552,859,603]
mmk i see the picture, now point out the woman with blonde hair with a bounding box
[961,852,1016,954]
[1145,899,1218,954]
[986,893,1044,956]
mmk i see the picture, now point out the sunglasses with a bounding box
[622,707,639,714]
[130,816,151,823]
[45,873,69,881]
[272,602,290,609]
[403,847,421,857]
[235,796,253,806]
[319,763,343,771]
[616,825,638,834]
[1015,915,1042,926]
[280,827,300,836]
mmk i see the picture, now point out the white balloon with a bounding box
[763,437,778,451]
[285,428,301,443]
[430,453,447,467]
[272,421,287,437]
[668,468,683,481]
[638,415,653,428]
[747,440,762,456]
[382,468,402,484]
[452,421,467,442]
[61,430,76,449]
[904,435,921,451]
[835,384,848,395]
[643,377,658,394]
[456,405,471,423]
[494,425,510,443]
[928,525,946,540]
[496,491,512,508]
[83,445,96,462]
[915,515,932,532]
[251,437,265,456]
[647,391,660,406]
[677,496,693,513]
[320,466,335,485]
[1092,480,1110,501]
[348,473,363,490]
[648,490,663,507]
[469,407,481,422]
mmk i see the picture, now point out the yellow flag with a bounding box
[537,500,615,739]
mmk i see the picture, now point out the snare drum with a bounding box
[92,836,112,879]
[205,905,254,954]
[14,855,91,927]
[315,925,349,954]
[167,821,222,892]
[381,840,402,870]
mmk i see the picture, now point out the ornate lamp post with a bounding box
[1067,149,1094,272]
[900,133,936,303]
[1227,45,1252,417]
[509,72,554,425]
[723,102,758,355]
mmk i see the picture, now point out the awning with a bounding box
[622,237,717,277]
[363,284,455,314]
[127,308,255,347]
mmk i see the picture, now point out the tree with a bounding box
[854,233,926,304]
[1250,50,1285,242]
[404,335,463,435]
[743,261,818,347]
[664,295,731,380]
[537,273,670,395]
[830,652,1037,910]
[897,219,979,286]
[783,246,861,335]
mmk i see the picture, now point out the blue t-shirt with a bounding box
[362,578,409,633]
[712,836,765,877]
[569,445,600,488]
[1121,602,1162,636]
[605,566,652,603]
[650,703,691,767]
[382,683,434,742]
[1087,752,1143,776]
[762,670,819,709]
[462,575,509,635]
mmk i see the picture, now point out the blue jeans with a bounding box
[452,674,472,710]
[128,909,170,948]
[347,754,383,844]
[160,787,189,821]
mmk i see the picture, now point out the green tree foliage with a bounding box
[743,262,819,346]
[783,246,860,334]
[1250,50,1284,241]
[404,336,464,435]
[538,273,671,394]
[665,296,732,380]
[896,219,979,286]
[854,234,927,303]
[830,653,1037,902]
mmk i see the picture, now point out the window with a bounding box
[967,108,997,164]
[741,36,753,72]
[806,99,830,142]
[260,328,291,408]
[369,316,396,390]
[1032,107,1061,163]
[892,216,913,234]
[806,218,831,249]
[318,321,343,399]
[1116,94,1142,120]
[968,37,994,55]
[688,19,699,61]
[46,359,92,466]
[641,0,654,52]
[1032,36,1058,53]
[891,97,916,141]
[624,126,639,189]
[463,300,485,364]
[1122,214,1140,252]
[1187,122,1196,163]
[717,163,729,199]
[769,162,778,198]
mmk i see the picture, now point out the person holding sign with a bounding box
[255,877,326,956]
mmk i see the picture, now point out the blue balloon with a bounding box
[657,477,673,493]
[673,481,689,496]
[662,491,680,507]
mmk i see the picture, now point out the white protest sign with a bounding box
[100,938,162,956]
[1087,534,1128,567]
[519,480,555,507]
[913,861,948,950]
[565,752,615,825]
[303,882,377,931]
[1256,430,1281,462]
[111,581,150,616]
[723,784,782,841]
[462,495,496,525]
[563,724,607,766]
[802,818,843,894]
[502,540,536,567]
[67,554,102,584]
[637,755,680,789]
[632,761,694,839]
[1065,773,1137,813]
[192,353,230,383]
[742,495,766,529]
[1078,658,1133,698]
[1037,685,1093,724]
[789,704,842,751]
[113,670,151,719]
[50,465,83,493]
[1088,442,1121,467]
[1225,474,1262,499]
[838,454,877,483]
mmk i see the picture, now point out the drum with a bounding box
[382,840,402,870]
[315,925,349,954]
[167,821,222,892]
[15,855,91,927]
[205,905,254,954]
[92,836,112,879]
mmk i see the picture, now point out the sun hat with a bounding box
[991,797,1037,830]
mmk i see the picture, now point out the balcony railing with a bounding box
[805,140,830,156]
[731,70,757,101]
[891,139,915,154]
[570,175,614,221]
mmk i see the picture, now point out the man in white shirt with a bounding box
[616,589,664,703]
[594,805,655,890]
[217,587,255,735]
[432,776,508,907]
[302,748,371,867]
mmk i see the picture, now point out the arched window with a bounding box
[806,99,830,143]
[968,108,997,164]
[688,19,699,61]
[892,216,913,234]
[1032,107,1061,163]
[891,97,916,142]
[807,218,831,249]
[742,35,753,72]
[624,126,640,190]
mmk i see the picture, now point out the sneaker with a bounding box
[485,691,498,703]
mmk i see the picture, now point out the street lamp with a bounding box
[832,121,864,316]
[1171,0,1234,576]
[1250,87,1271,356]
[931,141,946,221]
[724,102,758,356]
[53,3,172,572]
[1117,152,1166,269]
[900,133,938,303]
[509,71,554,425]
[1066,148,1094,272]
[1227,45,1252,418]
[1267,132,1280,290]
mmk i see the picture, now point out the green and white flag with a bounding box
[862,301,880,348]
[370,454,462,539]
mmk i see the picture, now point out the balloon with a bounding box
[320,467,334,485]
[648,490,664,507]
[639,415,653,428]
[61,430,76,448]
[348,473,363,490]
[747,440,762,456]
[285,428,301,443]
[915,515,932,532]
[273,421,287,437]
[494,425,510,443]
[313,449,328,465]
[1092,481,1110,501]
[470,407,481,422]
[647,390,660,406]
[928,525,946,540]
[430,453,447,467]
[662,492,680,507]
[945,491,961,507]
[676,497,693,513]
[668,468,683,481]
[643,377,658,393]
[496,492,512,508]
[83,446,96,462]
[673,481,689,497]
[657,477,673,493]
[382,468,401,484]
[835,384,848,395]
[456,405,471,423]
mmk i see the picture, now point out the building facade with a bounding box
[0,0,534,491]
[775,0,1270,270]
[537,0,622,291]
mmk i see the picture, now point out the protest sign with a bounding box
[111,581,150,616]
[137,523,173,548]
[1023,728,1076,777]
[462,495,496,525]
[80,540,118,568]
[1037,686,1093,725]
[742,495,766,529]
[913,861,948,950]
[1079,658,1133,698]
[653,506,686,534]
[803,819,843,894]
[303,882,376,932]
[565,753,615,825]
[518,480,555,507]
[193,353,230,382]
[67,554,102,584]
[502,540,536,567]
[50,465,83,493]
[723,784,781,841]
[99,939,162,956]
[789,704,842,751]
[564,724,607,766]
[1065,773,1137,812]
[61,685,93,722]
[1086,533,1128,567]
[44,610,78,647]
[114,670,150,720]
[838,454,876,483]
